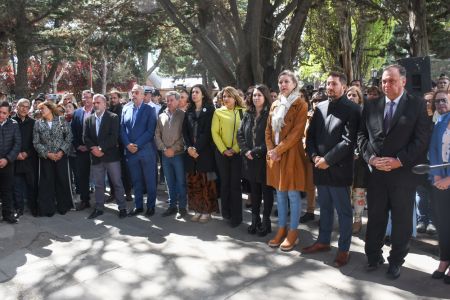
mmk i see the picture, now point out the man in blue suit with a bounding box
[121,84,157,217]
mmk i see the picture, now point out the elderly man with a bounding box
[71,90,95,210]
[303,71,361,268]
[12,98,37,217]
[358,64,430,279]
[155,91,187,218]
[121,84,157,217]
[0,101,21,223]
[84,94,127,219]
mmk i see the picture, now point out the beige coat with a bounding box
[265,97,309,192]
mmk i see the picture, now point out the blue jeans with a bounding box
[162,153,187,209]
[415,184,433,225]
[276,190,301,230]
[317,186,352,251]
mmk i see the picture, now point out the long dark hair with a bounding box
[188,84,212,111]
[247,84,271,113]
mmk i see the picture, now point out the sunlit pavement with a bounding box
[0,190,448,300]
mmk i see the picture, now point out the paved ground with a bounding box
[0,188,449,300]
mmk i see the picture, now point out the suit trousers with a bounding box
[37,156,73,216]
[365,172,415,266]
[126,149,157,209]
[432,186,450,261]
[0,163,14,217]
[109,155,132,198]
[92,161,126,210]
[317,185,352,251]
[76,150,91,203]
[215,151,242,224]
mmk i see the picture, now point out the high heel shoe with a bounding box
[432,261,449,279]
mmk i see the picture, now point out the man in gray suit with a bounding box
[84,94,127,219]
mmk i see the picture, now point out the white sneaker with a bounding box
[199,213,211,223]
[191,212,201,222]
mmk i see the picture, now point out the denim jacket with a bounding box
[429,112,450,182]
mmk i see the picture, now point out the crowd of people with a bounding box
[0,66,449,283]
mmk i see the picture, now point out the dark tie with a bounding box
[383,101,395,133]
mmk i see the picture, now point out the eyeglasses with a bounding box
[434,98,448,104]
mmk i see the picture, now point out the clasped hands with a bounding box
[267,149,280,161]
[187,147,199,159]
[127,143,138,154]
[47,151,64,161]
[369,156,401,172]
[90,146,104,158]
[313,156,329,169]
[434,175,450,190]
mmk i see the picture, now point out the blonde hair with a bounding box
[221,86,246,108]
[346,86,363,105]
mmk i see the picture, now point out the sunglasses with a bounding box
[434,98,448,104]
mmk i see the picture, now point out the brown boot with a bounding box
[268,227,287,248]
[334,251,350,267]
[280,229,299,251]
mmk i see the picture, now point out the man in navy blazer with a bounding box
[121,84,157,217]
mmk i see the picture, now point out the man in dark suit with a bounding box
[303,71,360,267]
[0,101,21,223]
[71,90,95,210]
[84,94,127,219]
[107,89,132,202]
[121,84,157,217]
[358,64,430,279]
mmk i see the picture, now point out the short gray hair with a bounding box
[166,91,180,100]
[93,94,107,103]
[17,98,30,107]
[131,84,144,94]
[383,64,407,78]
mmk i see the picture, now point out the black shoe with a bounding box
[247,215,261,234]
[105,195,115,203]
[128,208,144,216]
[3,215,18,224]
[145,207,155,217]
[432,270,446,279]
[299,212,315,223]
[386,264,401,279]
[177,208,187,219]
[444,275,450,284]
[15,208,24,217]
[257,217,272,237]
[366,257,385,272]
[162,206,178,217]
[76,201,91,211]
[118,209,127,219]
[416,222,426,234]
[89,187,95,193]
[88,209,104,219]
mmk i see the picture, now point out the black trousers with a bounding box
[109,155,132,197]
[432,186,450,261]
[365,174,415,266]
[37,156,73,216]
[215,151,242,224]
[0,162,14,218]
[75,150,91,203]
[250,181,274,219]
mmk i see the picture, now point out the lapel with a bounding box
[97,111,107,138]
[388,92,407,133]
[376,96,385,133]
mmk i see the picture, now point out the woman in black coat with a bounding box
[237,84,274,236]
[183,84,218,223]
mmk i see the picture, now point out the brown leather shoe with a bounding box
[280,229,299,251]
[268,227,287,248]
[352,220,362,234]
[334,251,350,267]
[301,242,331,254]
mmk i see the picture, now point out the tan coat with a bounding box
[265,97,309,192]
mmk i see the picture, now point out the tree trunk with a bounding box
[101,54,108,94]
[336,0,353,83]
[408,0,429,57]
[14,8,30,98]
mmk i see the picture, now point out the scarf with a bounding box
[271,90,300,134]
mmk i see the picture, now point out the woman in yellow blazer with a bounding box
[211,86,246,227]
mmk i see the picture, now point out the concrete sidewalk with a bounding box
[0,191,448,300]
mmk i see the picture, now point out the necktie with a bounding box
[383,101,395,133]
[132,106,138,128]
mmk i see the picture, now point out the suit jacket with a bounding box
[182,103,216,173]
[120,101,157,156]
[306,95,361,186]
[71,107,94,149]
[84,110,121,164]
[357,92,431,186]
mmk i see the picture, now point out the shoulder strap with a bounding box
[238,108,243,120]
